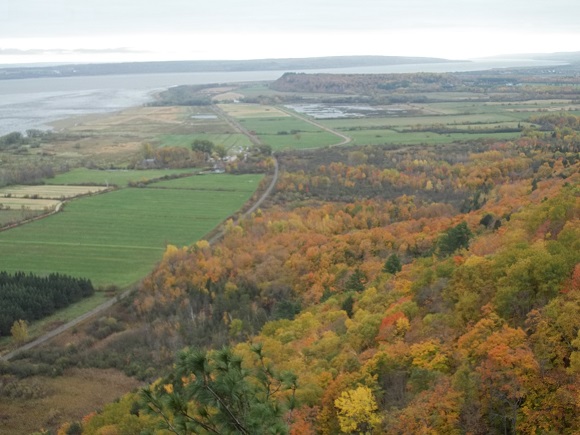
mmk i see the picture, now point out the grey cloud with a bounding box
[0,48,146,56]
[1,0,579,37]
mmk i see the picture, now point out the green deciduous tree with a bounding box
[191,139,215,155]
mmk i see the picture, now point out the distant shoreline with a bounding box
[0,58,570,136]
[0,56,459,81]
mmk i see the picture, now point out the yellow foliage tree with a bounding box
[334,385,381,434]
[11,319,28,343]
[409,339,449,372]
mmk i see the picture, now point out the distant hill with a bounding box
[530,51,580,64]
[0,55,456,80]
[483,51,580,64]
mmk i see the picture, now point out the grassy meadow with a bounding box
[149,173,262,191]
[46,168,198,187]
[0,174,263,287]
[220,103,341,150]
[0,184,109,199]
[155,133,252,150]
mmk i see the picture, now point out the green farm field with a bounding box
[238,117,339,150]
[219,103,343,150]
[321,112,521,130]
[150,173,262,191]
[0,174,263,287]
[155,133,252,149]
[46,168,198,187]
[346,129,521,146]
[0,184,109,199]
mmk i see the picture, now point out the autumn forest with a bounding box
[1,66,580,434]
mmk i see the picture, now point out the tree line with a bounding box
[0,271,94,336]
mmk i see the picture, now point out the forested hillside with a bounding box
[271,69,580,102]
[70,113,580,434]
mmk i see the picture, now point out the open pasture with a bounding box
[322,112,520,129]
[259,131,340,149]
[155,133,252,149]
[237,117,339,150]
[150,173,263,191]
[0,184,109,199]
[0,175,259,287]
[345,128,521,146]
[46,168,197,187]
[240,117,321,134]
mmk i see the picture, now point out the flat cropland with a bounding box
[46,168,198,187]
[0,197,61,210]
[0,184,109,199]
[220,103,340,150]
[156,133,252,150]
[149,173,262,191]
[0,173,263,287]
[219,103,290,118]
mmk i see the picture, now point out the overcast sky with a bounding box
[1,0,579,64]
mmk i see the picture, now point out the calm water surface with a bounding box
[0,59,566,135]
